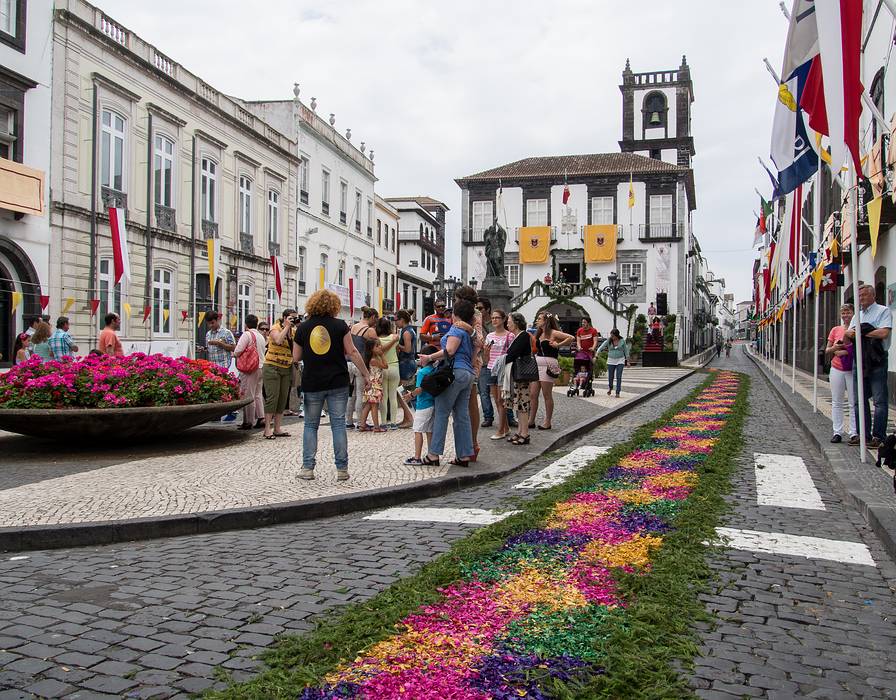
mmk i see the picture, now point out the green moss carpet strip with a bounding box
[210,370,746,699]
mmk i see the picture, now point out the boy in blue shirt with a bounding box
[403,347,436,465]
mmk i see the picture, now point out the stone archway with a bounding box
[537,301,587,336]
[0,237,42,366]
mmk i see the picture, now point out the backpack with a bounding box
[236,331,260,373]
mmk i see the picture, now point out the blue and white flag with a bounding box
[770,59,819,196]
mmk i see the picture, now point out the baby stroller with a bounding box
[567,350,595,398]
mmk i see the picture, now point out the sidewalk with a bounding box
[746,347,896,561]
[0,367,694,551]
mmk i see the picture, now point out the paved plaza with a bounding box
[0,368,690,530]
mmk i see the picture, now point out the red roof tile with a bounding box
[456,153,687,182]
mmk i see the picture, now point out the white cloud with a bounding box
[104,0,789,301]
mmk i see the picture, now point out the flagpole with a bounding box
[847,172,867,462]
[792,281,797,393]
[812,157,822,412]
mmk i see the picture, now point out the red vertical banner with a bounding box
[396,291,401,312]
[348,277,355,317]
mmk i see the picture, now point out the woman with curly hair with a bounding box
[293,289,370,482]
[529,311,573,430]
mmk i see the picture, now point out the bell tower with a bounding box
[619,56,695,167]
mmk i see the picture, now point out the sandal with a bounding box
[506,433,520,442]
[398,421,413,429]
[511,435,530,445]
[537,424,552,431]
[373,426,388,433]
[273,431,291,437]
[422,455,440,466]
[264,434,276,440]
[450,458,470,468]
[468,444,480,463]
[284,410,299,416]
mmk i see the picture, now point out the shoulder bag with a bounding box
[421,353,456,397]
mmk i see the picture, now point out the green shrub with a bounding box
[630,314,648,355]
[663,314,677,352]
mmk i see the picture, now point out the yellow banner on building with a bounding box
[583,224,617,262]
[518,226,551,264]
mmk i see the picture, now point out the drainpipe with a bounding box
[189,135,196,358]
[89,83,98,300]
[145,112,153,342]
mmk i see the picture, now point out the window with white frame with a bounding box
[239,175,252,235]
[201,157,217,221]
[366,269,372,297]
[526,198,548,226]
[391,227,396,252]
[321,169,330,212]
[0,105,15,161]
[320,253,328,285]
[299,158,309,197]
[367,199,373,235]
[152,268,172,335]
[340,181,348,219]
[377,219,382,245]
[100,109,126,192]
[619,262,643,287]
[504,263,521,287]
[266,288,277,325]
[1,0,17,36]
[649,194,673,234]
[591,196,614,225]
[472,201,492,240]
[153,135,175,207]
[403,283,409,307]
[298,245,306,293]
[267,189,279,243]
[98,258,122,330]
[355,191,362,231]
[376,269,381,289]
[354,265,361,290]
[237,282,251,329]
[337,260,345,286]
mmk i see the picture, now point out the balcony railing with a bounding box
[298,280,306,295]
[322,201,329,216]
[300,190,309,205]
[155,204,176,232]
[268,240,280,256]
[201,220,218,239]
[639,222,685,241]
[382,299,395,313]
[239,233,253,254]
[340,211,347,225]
[101,187,127,210]
[355,220,362,233]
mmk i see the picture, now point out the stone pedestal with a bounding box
[480,275,514,313]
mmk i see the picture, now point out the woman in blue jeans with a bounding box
[418,299,477,467]
[597,329,629,397]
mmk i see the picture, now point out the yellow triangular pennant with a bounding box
[122,302,132,320]
[868,195,883,259]
[61,296,75,315]
[197,311,206,327]
[812,262,824,291]
[163,308,170,323]
[10,291,22,314]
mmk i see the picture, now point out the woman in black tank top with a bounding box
[529,312,574,430]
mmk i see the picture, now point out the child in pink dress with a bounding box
[359,338,387,432]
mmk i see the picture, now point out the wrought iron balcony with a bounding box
[101,187,127,210]
[322,201,330,215]
[300,190,309,205]
[268,240,280,256]
[340,211,347,225]
[201,220,218,239]
[155,204,176,232]
[639,222,685,241]
[240,233,254,254]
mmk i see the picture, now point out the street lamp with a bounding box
[591,271,638,332]
[469,278,478,291]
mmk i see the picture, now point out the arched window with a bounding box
[337,260,345,286]
[643,91,667,130]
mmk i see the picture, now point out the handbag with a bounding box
[512,355,539,383]
[235,331,260,373]
[537,336,561,378]
[421,354,456,397]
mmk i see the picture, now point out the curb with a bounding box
[745,349,896,563]
[0,368,701,553]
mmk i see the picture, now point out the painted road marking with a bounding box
[714,527,875,566]
[754,453,825,510]
[364,507,519,525]
[514,446,611,490]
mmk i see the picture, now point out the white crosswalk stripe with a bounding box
[363,507,519,525]
[513,446,610,490]
[713,527,876,566]
[754,453,826,510]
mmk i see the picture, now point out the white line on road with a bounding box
[714,527,875,566]
[364,507,520,525]
[754,453,825,510]
[513,446,611,490]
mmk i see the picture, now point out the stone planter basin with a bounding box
[0,397,252,441]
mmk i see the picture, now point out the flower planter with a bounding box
[0,397,251,441]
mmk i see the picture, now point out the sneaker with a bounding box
[297,469,315,480]
[404,457,424,465]
[830,434,842,443]
[345,422,356,429]
[336,470,350,481]
[481,420,493,428]
[869,437,882,449]
[848,435,861,446]
[221,412,238,423]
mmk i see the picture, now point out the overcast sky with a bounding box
[107,0,790,303]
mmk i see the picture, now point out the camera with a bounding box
[288,315,301,324]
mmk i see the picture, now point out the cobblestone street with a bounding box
[1,355,895,699]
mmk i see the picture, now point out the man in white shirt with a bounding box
[845,284,892,447]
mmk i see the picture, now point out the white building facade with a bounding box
[49,0,301,356]
[1,0,52,364]
[374,195,399,314]
[389,197,447,319]
[456,59,703,356]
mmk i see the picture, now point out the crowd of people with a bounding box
[214,286,631,481]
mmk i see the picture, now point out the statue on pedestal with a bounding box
[483,218,507,280]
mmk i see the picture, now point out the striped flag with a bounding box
[207,239,221,298]
[627,172,635,208]
[109,207,130,285]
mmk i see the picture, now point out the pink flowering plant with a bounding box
[0,354,239,409]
